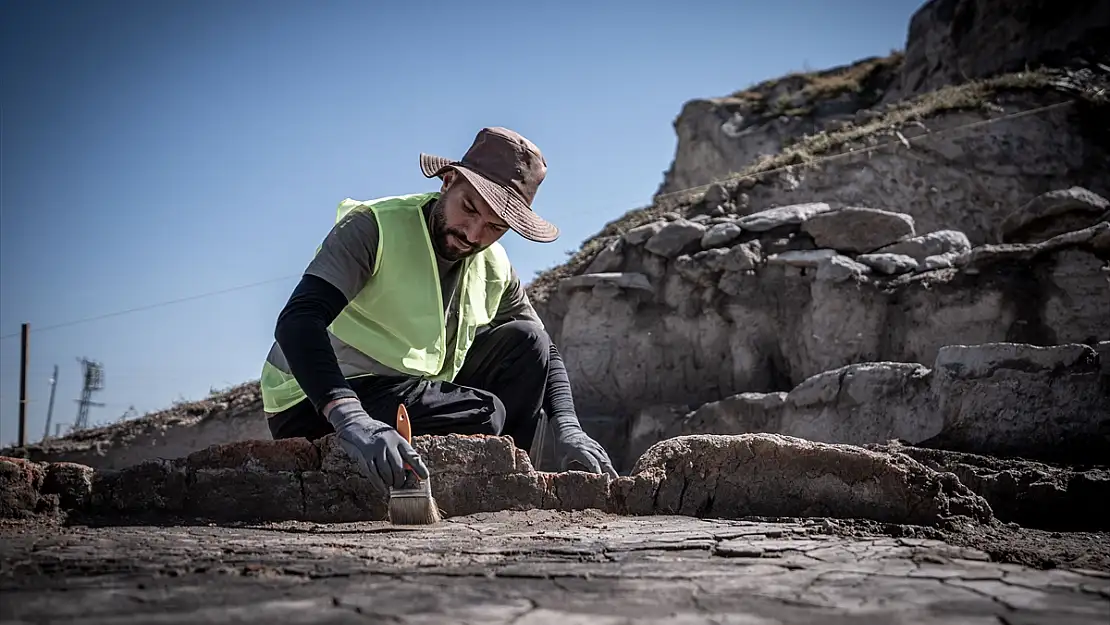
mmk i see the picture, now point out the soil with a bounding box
[3,509,1107,624]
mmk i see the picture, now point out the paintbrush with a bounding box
[388,403,442,525]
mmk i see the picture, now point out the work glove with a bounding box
[550,415,619,479]
[324,399,430,495]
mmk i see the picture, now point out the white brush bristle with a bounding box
[388,477,441,525]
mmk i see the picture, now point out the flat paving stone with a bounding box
[2,510,1107,624]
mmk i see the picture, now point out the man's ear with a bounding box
[439,169,457,193]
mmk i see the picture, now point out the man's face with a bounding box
[429,170,511,262]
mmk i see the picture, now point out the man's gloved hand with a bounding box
[551,417,619,479]
[324,399,430,495]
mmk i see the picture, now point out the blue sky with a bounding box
[0,0,924,446]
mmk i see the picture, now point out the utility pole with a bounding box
[18,323,29,447]
[43,365,59,441]
[74,358,105,431]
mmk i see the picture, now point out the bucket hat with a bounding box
[420,127,559,242]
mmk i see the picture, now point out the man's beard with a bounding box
[429,205,484,262]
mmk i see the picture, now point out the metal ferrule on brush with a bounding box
[391,471,433,498]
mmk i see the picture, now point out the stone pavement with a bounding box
[2,510,1107,624]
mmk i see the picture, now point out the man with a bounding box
[259,126,618,495]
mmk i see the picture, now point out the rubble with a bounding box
[874,441,1110,532]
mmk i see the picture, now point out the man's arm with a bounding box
[492,267,617,476]
[273,209,379,415]
[274,275,357,413]
[490,266,543,327]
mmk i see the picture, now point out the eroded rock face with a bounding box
[661,341,1109,467]
[923,343,1110,462]
[656,54,903,196]
[540,198,1109,448]
[891,0,1110,100]
[651,76,1109,248]
[0,432,1000,529]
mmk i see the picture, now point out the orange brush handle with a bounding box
[396,404,415,473]
[396,404,412,443]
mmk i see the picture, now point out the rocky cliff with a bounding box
[891,0,1110,100]
[527,0,1110,473]
[656,0,1110,199]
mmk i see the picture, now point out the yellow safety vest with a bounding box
[259,192,512,413]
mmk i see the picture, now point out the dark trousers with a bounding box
[267,320,551,452]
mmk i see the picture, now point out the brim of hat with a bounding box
[420,153,559,243]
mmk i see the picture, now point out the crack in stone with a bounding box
[507,597,540,625]
[677,473,691,514]
[331,595,401,622]
[941,577,1019,612]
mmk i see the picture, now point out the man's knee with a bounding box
[489,320,551,364]
[477,391,507,436]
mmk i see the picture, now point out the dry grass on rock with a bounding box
[525,67,1101,305]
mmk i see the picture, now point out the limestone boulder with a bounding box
[701,222,744,248]
[857,253,919,275]
[735,202,833,232]
[667,392,788,440]
[644,219,706,258]
[1000,187,1110,244]
[781,363,937,445]
[801,207,916,253]
[584,238,624,273]
[816,255,871,283]
[875,230,971,263]
[922,343,1110,462]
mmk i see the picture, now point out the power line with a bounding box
[0,97,1077,341]
[0,274,299,340]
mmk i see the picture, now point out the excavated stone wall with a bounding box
[5,429,1108,533]
[0,432,994,528]
[534,193,1109,469]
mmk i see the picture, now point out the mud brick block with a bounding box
[415,434,522,475]
[0,457,46,518]
[185,468,303,521]
[90,459,188,514]
[185,438,320,472]
[433,472,545,517]
[42,462,95,510]
[541,471,612,512]
[301,470,388,523]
